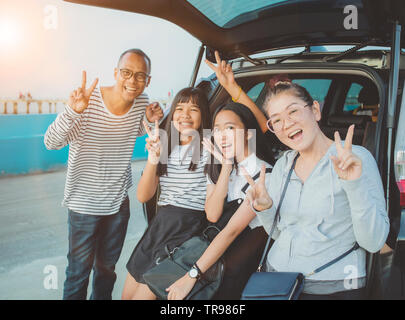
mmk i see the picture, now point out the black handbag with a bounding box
[241,155,360,300]
[143,225,225,300]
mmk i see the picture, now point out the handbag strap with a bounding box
[306,242,360,277]
[257,154,298,271]
[256,153,360,276]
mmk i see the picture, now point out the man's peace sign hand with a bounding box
[241,164,273,212]
[68,71,98,114]
[330,124,362,181]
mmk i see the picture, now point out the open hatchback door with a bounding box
[64,0,405,61]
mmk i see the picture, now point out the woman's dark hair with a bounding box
[205,102,275,184]
[157,87,211,177]
[264,81,314,115]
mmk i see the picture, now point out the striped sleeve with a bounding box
[44,104,83,150]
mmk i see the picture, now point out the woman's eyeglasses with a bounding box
[266,104,311,133]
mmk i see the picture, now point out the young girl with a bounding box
[202,102,275,299]
[165,52,389,300]
[122,87,211,300]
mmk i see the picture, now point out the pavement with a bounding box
[0,160,148,300]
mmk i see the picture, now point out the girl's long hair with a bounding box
[205,102,275,184]
[157,87,211,177]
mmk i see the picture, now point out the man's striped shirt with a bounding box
[44,87,149,215]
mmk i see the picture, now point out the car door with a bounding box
[386,78,405,299]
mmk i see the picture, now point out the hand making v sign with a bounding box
[240,164,273,212]
[202,137,234,167]
[143,119,161,165]
[68,71,99,114]
[205,50,235,91]
[330,124,362,181]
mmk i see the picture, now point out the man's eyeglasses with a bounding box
[266,104,311,133]
[119,68,149,82]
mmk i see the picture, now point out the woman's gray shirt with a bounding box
[256,144,389,293]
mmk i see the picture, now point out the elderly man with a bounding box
[44,48,163,300]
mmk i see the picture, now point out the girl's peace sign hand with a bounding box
[240,164,273,212]
[205,50,235,89]
[68,71,99,114]
[330,124,362,181]
[202,137,233,166]
[143,120,161,165]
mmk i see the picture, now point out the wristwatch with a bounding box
[188,263,202,280]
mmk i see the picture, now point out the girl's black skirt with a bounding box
[126,205,207,284]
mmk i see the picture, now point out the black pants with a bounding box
[63,197,130,300]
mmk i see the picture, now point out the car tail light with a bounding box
[395,151,405,207]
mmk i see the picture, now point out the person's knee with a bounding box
[121,273,139,300]
[121,289,134,300]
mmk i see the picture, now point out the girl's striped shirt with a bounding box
[158,144,208,211]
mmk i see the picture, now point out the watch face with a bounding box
[189,268,198,278]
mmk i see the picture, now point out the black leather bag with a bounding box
[241,155,359,300]
[143,226,224,300]
[242,271,304,300]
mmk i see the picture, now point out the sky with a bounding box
[0,0,212,100]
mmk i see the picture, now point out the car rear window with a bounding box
[245,78,332,113]
[344,83,363,112]
[293,79,332,111]
[187,0,290,28]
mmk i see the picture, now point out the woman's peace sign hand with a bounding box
[68,71,99,114]
[204,50,235,89]
[330,124,362,181]
[143,120,161,165]
[241,164,273,212]
[202,137,233,167]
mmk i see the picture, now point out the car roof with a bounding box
[65,0,405,61]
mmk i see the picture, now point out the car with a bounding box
[65,0,405,299]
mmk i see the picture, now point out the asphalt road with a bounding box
[0,160,148,300]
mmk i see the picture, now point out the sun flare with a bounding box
[0,18,21,49]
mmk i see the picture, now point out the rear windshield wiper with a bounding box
[238,53,268,66]
[323,41,374,62]
[275,46,310,64]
